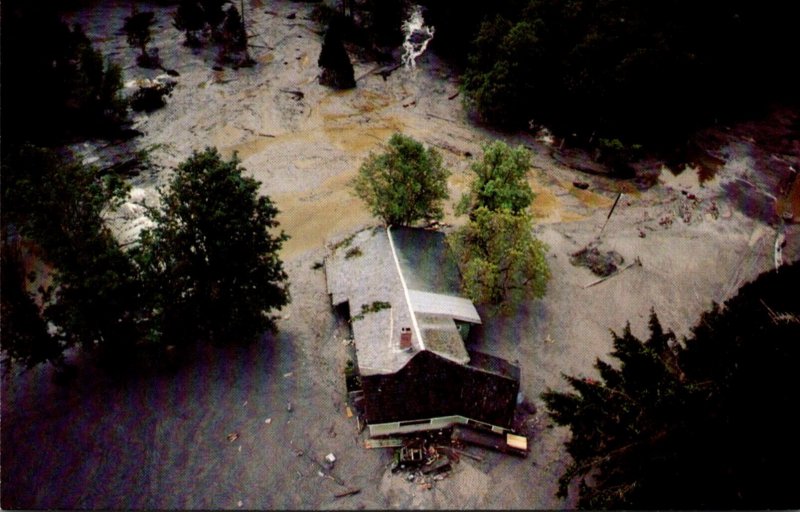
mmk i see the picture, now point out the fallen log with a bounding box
[355,63,402,82]
[334,488,361,499]
[425,113,458,124]
[584,257,642,289]
[279,89,305,100]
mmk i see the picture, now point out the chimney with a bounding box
[400,327,412,351]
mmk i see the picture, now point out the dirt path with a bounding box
[3,1,799,510]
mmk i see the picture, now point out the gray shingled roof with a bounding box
[325,227,480,376]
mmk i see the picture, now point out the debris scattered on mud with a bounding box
[570,244,624,277]
[127,75,177,112]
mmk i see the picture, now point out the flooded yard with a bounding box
[3,0,799,510]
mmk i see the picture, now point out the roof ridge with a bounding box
[387,226,426,352]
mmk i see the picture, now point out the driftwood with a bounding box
[552,149,611,176]
[425,113,458,124]
[439,445,484,462]
[279,89,305,100]
[355,63,402,82]
[334,488,361,498]
[599,192,623,234]
[239,126,276,138]
[584,257,642,288]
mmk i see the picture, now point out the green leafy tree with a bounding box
[352,133,450,226]
[461,16,545,128]
[123,10,160,68]
[136,148,290,347]
[458,140,533,215]
[457,0,798,149]
[543,262,800,509]
[0,242,62,371]
[1,146,141,369]
[447,207,549,308]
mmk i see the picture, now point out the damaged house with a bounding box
[326,226,521,440]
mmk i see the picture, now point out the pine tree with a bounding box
[123,10,160,68]
[318,16,356,89]
[543,263,800,509]
[173,0,206,47]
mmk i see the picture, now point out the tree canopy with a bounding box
[123,10,158,67]
[448,207,549,309]
[136,147,290,347]
[0,1,127,145]
[542,262,800,509]
[2,147,291,372]
[173,0,250,63]
[174,0,206,47]
[458,141,533,215]
[352,133,450,226]
[453,0,800,148]
[1,146,141,369]
[318,15,356,89]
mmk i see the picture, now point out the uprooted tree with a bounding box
[542,262,800,509]
[352,133,450,226]
[447,207,549,309]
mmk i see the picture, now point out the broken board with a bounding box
[364,438,403,449]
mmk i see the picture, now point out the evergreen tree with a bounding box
[174,0,206,47]
[318,15,356,89]
[543,263,800,509]
[123,10,160,68]
[201,0,227,42]
[218,4,253,66]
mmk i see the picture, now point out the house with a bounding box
[326,226,521,438]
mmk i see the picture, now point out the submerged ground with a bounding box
[2,1,799,509]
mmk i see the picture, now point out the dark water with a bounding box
[1,334,304,510]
